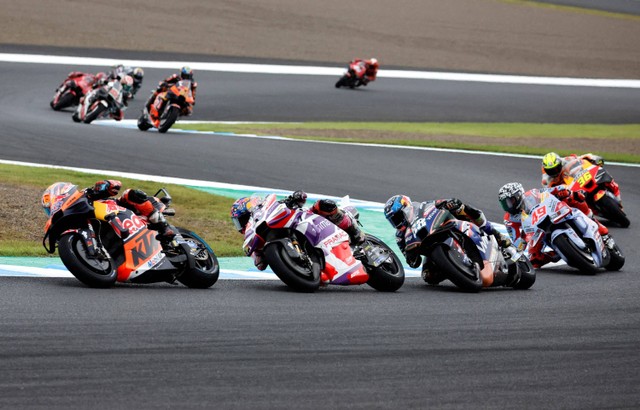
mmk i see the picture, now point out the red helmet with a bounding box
[368,58,379,69]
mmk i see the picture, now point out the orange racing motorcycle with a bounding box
[137,80,194,133]
[43,185,219,288]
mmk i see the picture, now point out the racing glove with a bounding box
[572,190,586,202]
[94,180,122,197]
[554,187,571,200]
[406,251,422,269]
[285,190,307,209]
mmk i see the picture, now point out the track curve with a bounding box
[0,54,639,409]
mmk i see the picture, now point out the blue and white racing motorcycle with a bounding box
[521,190,624,274]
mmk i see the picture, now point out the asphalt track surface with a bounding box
[1,53,639,409]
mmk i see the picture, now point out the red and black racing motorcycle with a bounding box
[50,72,100,111]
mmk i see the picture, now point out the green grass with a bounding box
[0,163,245,257]
[176,122,640,163]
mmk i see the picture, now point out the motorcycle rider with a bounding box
[42,180,176,243]
[350,58,379,85]
[101,65,144,98]
[144,66,198,115]
[74,75,133,122]
[383,195,512,284]
[230,191,366,271]
[541,152,621,203]
[498,182,614,269]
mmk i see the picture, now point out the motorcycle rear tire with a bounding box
[83,104,107,124]
[430,244,483,292]
[175,228,220,289]
[58,233,117,288]
[552,234,599,274]
[158,106,179,133]
[362,235,405,292]
[264,241,321,293]
[51,92,75,111]
[597,195,630,228]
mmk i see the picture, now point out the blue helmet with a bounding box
[180,66,193,80]
[384,195,414,229]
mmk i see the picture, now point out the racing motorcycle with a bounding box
[51,72,99,111]
[137,80,194,133]
[563,159,629,228]
[335,61,367,89]
[72,80,127,124]
[521,190,624,274]
[407,202,535,292]
[243,194,404,293]
[43,185,219,288]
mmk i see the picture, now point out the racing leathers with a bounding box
[144,73,198,115]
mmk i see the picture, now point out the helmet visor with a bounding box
[388,210,406,228]
[232,214,250,232]
[499,197,520,214]
[544,163,562,177]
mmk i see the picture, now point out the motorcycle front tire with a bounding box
[430,244,483,292]
[51,92,75,111]
[158,106,180,133]
[58,233,117,288]
[362,235,405,292]
[552,234,599,274]
[83,103,107,124]
[264,241,321,293]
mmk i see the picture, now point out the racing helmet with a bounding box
[498,182,525,215]
[230,197,254,233]
[542,152,563,177]
[384,195,414,229]
[132,67,144,82]
[41,182,76,217]
[120,75,134,93]
[180,66,193,80]
[369,58,379,69]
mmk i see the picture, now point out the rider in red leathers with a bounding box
[498,182,613,268]
[351,58,379,86]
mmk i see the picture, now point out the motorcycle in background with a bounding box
[407,202,535,292]
[243,194,404,292]
[521,190,624,274]
[43,185,219,288]
[564,159,629,228]
[137,80,194,133]
[72,80,127,124]
[50,72,99,111]
[335,61,368,89]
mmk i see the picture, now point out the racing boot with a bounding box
[421,260,444,285]
[313,199,365,244]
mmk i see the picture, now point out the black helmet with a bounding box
[383,195,414,229]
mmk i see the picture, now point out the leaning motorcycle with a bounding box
[563,159,629,228]
[243,194,404,292]
[407,202,535,292]
[521,190,624,274]
[137,80,194,133]
[72,80,127,124]
[43,185,219,288]
[335,61,367,89]
[51,72,97,111]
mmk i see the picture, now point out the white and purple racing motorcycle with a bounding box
[521,190,624,274]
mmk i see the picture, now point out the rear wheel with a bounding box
[264,238,321,293]
[552,234,599,274]
[58,233,117,288]
[52,92,75,111]
[596,195,630,228]
[430,244,482,292]
[362,235,405,292]
[175,228,220,289]
[83,103,107,124]
[158,106,179,133]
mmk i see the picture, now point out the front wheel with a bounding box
[52,92,75,111]
[58,233,117,288]
[158,106,179,133]
[430,244,482,292]
[175,228,220,288]
[361,235,405,292]
[605,242,625,271]
[137,114,152,131]
[512,257,536,290]
[552,233,599,274]
[335,75,348,88]
[596,195,630,228]
[83,103,107,124]
[264,238,321,292]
